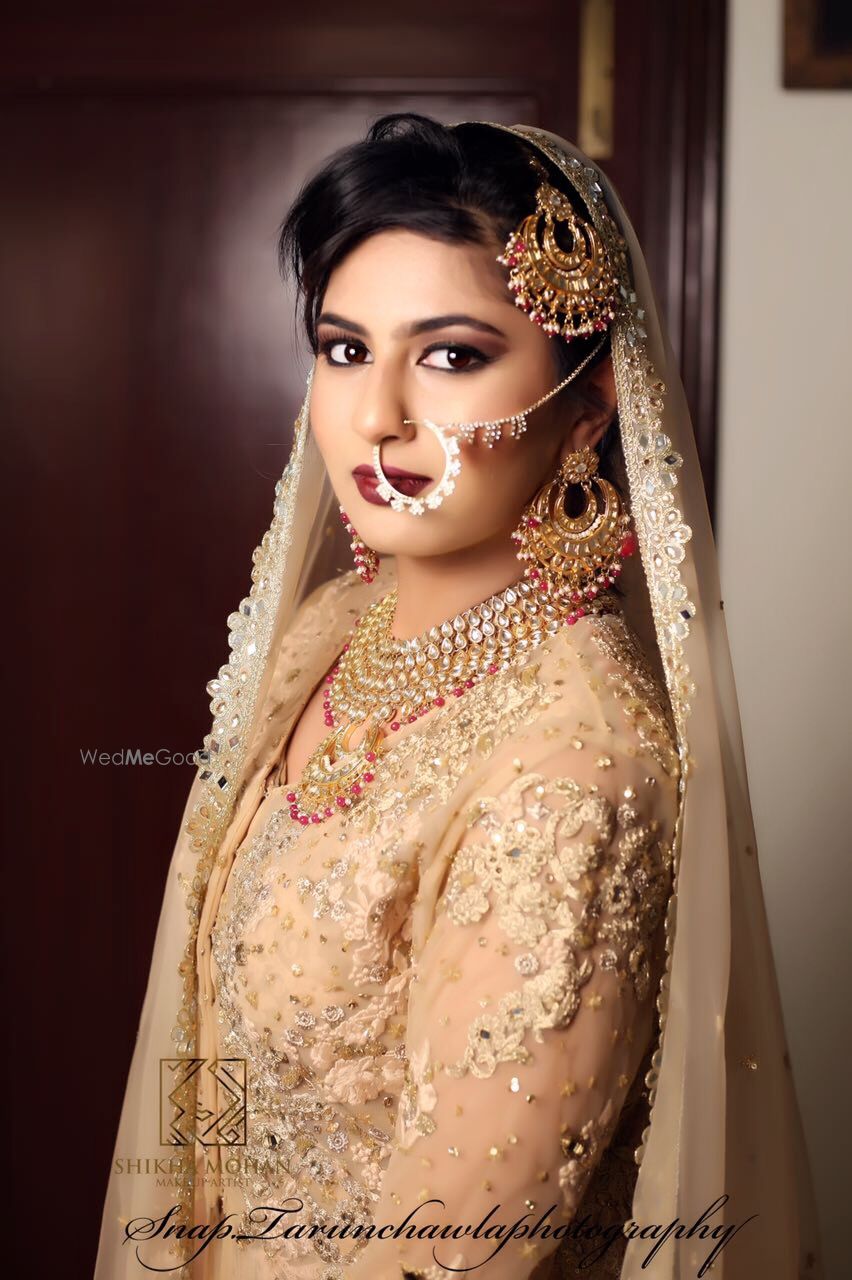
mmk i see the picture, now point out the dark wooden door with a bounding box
[0,5,724,1275]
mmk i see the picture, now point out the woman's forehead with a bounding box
[321,230,520,329]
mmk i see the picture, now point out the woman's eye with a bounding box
[318,337,489,372]
[320,339,371,366]
[420,345,487,372]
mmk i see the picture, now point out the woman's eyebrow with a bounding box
[316,311,507,339]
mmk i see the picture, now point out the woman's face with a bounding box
[309,228,609,559]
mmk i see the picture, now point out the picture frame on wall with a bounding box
[784,0,852,87]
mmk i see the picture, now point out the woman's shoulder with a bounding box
[528,605,681,784]
[296,566,378,619]
[288,566,391,638]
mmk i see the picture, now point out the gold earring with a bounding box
[511,445,636,621]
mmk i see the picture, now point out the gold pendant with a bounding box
[288,719,386,825]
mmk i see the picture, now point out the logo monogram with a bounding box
[159,1058,247,1146]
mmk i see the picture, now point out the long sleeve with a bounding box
[343,732,678,1280]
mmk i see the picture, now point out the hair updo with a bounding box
[277,111,622,492]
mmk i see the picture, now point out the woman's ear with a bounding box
[558,353,617,461]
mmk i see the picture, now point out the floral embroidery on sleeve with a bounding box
[440,768,674,1080]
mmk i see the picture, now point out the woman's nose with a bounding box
[349,365,416,447]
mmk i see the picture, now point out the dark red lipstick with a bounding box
[352,463,432,506]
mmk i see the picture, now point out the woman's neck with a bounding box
[390,531,525,640]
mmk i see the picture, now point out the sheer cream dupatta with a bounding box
[93,367,357,1277]
[483,125,823,1277]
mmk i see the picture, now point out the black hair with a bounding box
[277,112,621,489]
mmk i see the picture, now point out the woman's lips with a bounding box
[352,465,431,506]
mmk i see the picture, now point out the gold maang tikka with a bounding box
[497,156,620,340]
[512,444,637,616]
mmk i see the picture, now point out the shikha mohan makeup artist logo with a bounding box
[115,1058,290,1184]
[160,1057,247,1147]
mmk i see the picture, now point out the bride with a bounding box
[94,114,822,1279]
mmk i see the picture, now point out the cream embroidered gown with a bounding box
[189,569,680,1280]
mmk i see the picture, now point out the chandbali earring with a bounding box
[511,444,637,622]
[497,155,621,340]
[339,507,380,583]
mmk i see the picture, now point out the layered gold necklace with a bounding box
[284,575,616,826]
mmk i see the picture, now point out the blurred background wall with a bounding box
[718,3,852,1275]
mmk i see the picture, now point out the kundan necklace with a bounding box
[282,575,617,827]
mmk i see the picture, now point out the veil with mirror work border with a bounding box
[94,124,823,1279]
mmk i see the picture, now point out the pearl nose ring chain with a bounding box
[371,334,607,514]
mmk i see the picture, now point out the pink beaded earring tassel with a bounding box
[339,508,379,584]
